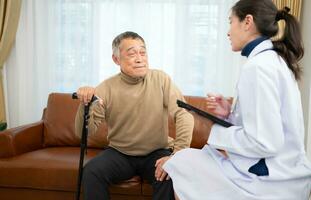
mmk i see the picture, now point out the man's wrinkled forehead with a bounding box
[120,38,146,52]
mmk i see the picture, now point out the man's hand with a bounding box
[77,86,96,105]
[154,156,171,181]
[76,86,103,106]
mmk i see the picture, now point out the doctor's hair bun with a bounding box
[275,6,291,22]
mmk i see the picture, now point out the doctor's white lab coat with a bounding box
[164,39,311,200]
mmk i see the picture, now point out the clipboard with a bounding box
[177,100,233,127]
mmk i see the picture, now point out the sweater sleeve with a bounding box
[162,72,194,153]
[74,102,106,138]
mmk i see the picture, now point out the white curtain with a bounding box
[4,0,243,127]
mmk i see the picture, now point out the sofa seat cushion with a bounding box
[142,182,153,196]
[0,147,142,195]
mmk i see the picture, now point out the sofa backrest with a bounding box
[184,96,212,148]
[42,93,212,149]
[43,93,108,148]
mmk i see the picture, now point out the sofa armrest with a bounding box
[0,121,44,158]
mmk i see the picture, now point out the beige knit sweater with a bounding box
[75,69,194,156]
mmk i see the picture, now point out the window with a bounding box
[5,0,242,126]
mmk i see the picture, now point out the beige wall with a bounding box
[300,0,311,160]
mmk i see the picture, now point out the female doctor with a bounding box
[163,0,311,199]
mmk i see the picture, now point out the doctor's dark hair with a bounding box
[112,31,145,58]
[232,0,304,80]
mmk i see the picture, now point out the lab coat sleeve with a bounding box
[208,62,284,158]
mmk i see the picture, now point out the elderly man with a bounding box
[75,31,194,200]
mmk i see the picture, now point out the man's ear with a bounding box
[112,54,120,65]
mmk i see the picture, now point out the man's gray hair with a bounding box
[112,31,145,58]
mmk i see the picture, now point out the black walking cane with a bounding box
[72,92,97,200]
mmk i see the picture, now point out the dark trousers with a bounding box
[82,147,174,200]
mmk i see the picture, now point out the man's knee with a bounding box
[82,161,111,200]
[153,179,174,200]
[82,159,112,185]
[153,179,173,189]
[82,149,135,185]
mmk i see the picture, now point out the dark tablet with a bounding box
[177,100,233,128]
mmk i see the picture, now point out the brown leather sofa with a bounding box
[0,93,213,200]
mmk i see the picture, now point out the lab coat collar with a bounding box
[241,36,268,57]
[248,39,274,59]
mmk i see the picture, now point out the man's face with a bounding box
[113,38,149,77]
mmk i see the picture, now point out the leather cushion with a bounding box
[43,93,108,148]
[184,96,212,148]
[0,147,142,195]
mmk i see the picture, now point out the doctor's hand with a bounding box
[155,156,171,181]
[205,93,231,119]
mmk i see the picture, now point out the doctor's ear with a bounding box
[112,54,120,65]
[243,14,254,31]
